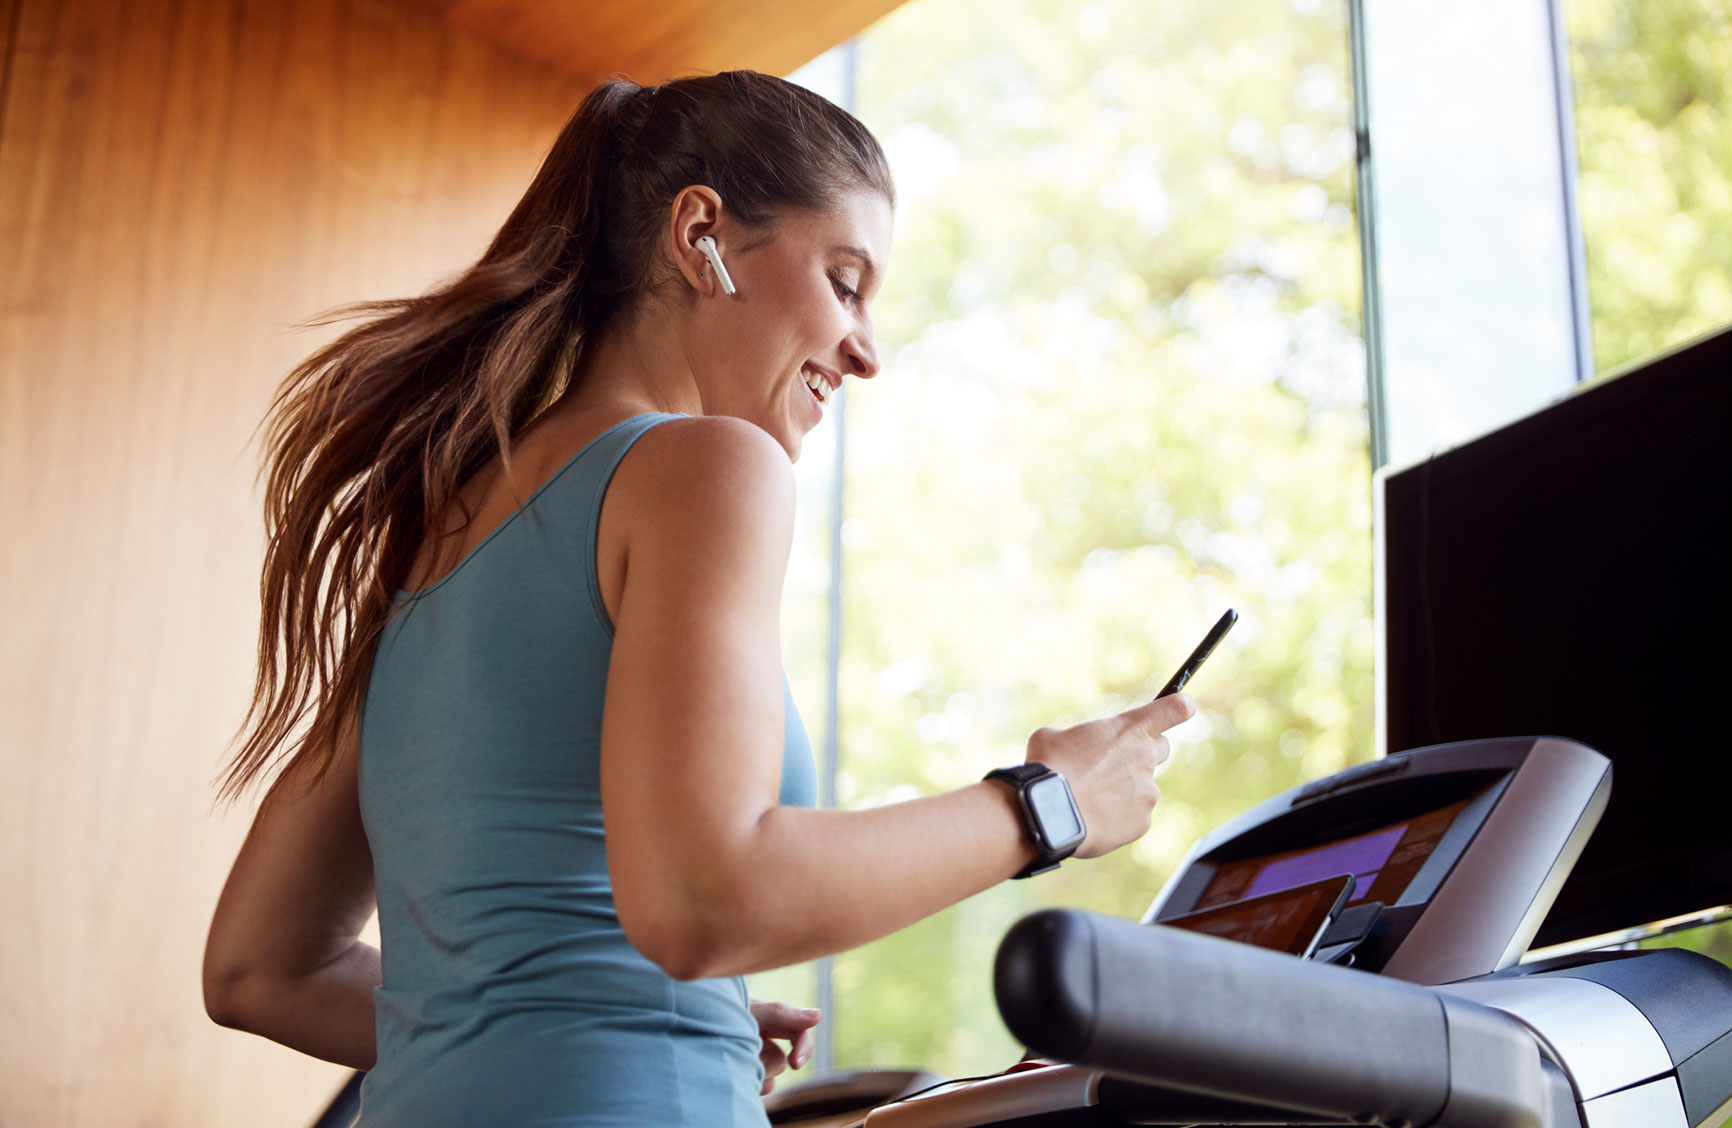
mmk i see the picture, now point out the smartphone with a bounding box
[1156,608,1238,698]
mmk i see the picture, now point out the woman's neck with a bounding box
[560,305,706,418]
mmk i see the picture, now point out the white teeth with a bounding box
[804,367,829,403]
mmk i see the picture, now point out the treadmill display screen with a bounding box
[1196,798,1471,910]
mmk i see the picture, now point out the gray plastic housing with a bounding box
[1442,947,1732,1127]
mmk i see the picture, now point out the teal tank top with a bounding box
[357,413,816,1126]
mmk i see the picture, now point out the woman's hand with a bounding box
[1025,693,1196,860]
[749,998,822,1095]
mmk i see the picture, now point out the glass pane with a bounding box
[835,0,1373,1079]
[1357,0,1586,467]
[1565,0,1732,375]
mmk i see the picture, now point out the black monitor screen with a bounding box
[1379,327,1732,948]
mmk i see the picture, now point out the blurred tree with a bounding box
[1641,918,1732,966]
[1568,0,1732,373]
[750,0,1732,1081]
[794,0,1372,1076]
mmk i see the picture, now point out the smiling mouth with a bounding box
[802,364,836,405]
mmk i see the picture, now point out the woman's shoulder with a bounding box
[624,413,795,515]
[583,412,797,592]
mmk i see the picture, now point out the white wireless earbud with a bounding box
[694,235,737,296]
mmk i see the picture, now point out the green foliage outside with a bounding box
[1568,0,1732,373]
[758,0,1373,1078]
[1638,916,1732,965]
[753,0,1732,1083]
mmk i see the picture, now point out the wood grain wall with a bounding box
[0,1,583,1122]
[402,0,909,84]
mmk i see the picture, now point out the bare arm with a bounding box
[603,418,1189,979]
[203,712,379,1069]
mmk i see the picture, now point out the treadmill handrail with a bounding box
[995,909,1554,1128]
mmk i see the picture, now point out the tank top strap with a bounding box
[570,412,684,637]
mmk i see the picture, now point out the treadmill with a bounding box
[768,734,1732,1127]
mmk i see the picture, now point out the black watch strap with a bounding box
[984,763,1086,879]
[985,763,1052,788]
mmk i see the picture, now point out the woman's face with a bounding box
[693,188,892,461]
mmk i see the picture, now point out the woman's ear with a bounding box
[667,185,728,296]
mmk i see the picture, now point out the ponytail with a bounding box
[220,72,892,801]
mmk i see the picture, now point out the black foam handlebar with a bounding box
[994,909,1556,1127]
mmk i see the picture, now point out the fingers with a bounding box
[760,1061,779,1094]
[751,999,821,1091]
[760,1038,788,1092]
[790,1022,816,1069]
[1150,734,1172,773]
[1119,692,1196,735]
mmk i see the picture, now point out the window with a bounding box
[1354,0,1732,466]
[758,0,1731,1081]
[757,0,1373,1078]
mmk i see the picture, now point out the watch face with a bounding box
[1028,775,1084,846]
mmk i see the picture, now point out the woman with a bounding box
[203,71,1192,1125]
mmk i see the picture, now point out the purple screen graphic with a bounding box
[1244,825,1407,900]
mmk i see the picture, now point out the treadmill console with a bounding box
[1145,735,1610,984]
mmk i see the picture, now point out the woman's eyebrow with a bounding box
[830,245,877,277]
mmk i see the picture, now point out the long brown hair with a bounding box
[220,71,893,802]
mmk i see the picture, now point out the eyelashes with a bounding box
[829,272,862,307]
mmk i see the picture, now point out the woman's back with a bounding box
[358,412,815,1126]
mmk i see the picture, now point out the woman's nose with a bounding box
[844,321,881,380]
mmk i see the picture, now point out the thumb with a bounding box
[751,1001,823,1037]
[1119,692,1196,734]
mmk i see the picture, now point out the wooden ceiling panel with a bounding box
[399,0,911,84]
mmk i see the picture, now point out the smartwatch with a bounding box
[983,763,1087,879]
